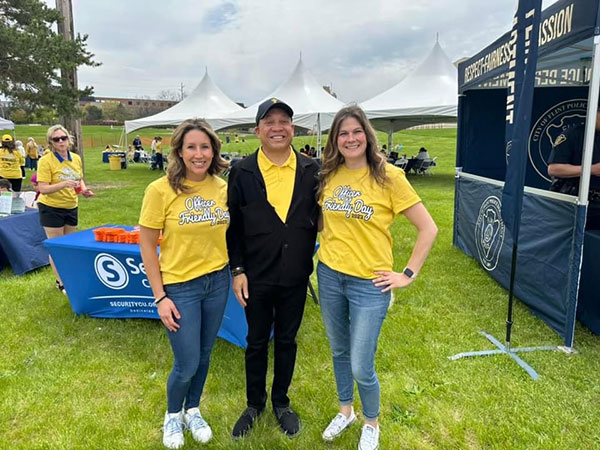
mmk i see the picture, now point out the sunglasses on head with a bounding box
[51,135,69,143]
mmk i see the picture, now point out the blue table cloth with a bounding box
[0,209,49,275]
[102,152,126,163]
[43,225,248,347]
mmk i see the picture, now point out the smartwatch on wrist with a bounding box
[402,267,416,279]
[231,266,245,277]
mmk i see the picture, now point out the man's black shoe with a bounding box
[273,406,301,438]
[232,406,263,439]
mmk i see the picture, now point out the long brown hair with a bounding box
[166,119,228,193]
[318,104,388,198]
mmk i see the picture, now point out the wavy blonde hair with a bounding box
[166,119,228,193]
[318,104,388,198]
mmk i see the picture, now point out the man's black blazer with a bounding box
[226,149,320,286]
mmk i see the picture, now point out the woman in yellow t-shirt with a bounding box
[317,105,438,449]
[0,134,25,191]
[139,119,230,449]
[37,125,95,294]
[26,137,39,170]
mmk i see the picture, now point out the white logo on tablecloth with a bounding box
[94,253,129,289]
[475,196,505,272]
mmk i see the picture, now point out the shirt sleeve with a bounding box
[390,167,421,214]
[548,129,580,165]
[139,182,166,229]
[36,156,53,183]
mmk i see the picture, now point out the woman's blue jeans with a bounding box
[317,262,390,420]
[163,266,230,413]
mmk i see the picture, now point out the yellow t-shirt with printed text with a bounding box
[139,175,229,285]
[318,164,421,279]
[37,151,82,209]
[257,147,296,222]
[0,148,25,179]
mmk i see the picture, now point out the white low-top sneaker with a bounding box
[163,411,185,449]
[358,423,380,450]
[322,408,357,441]
[183,407,213,443]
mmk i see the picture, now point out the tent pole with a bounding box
[388,127,393,153]
[317,113,322,159]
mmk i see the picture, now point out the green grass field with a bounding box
[2,125,600,449]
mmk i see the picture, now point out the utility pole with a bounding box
[55,0,84,167]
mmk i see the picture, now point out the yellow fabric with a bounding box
[139,175,229,285]
[155,141,162,154]
[26,142,38,159]
[257,147,296,222]
[318,164,421,279]
[36,152,82,209]
[0,148,25,179]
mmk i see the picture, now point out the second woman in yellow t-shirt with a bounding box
[139,119,230,449]
[317,105,438,450]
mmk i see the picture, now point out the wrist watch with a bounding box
[402,267,416,279]
[231,266,245,277]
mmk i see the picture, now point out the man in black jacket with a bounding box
[227,98,319,439]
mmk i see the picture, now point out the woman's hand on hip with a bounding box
[373,270,414,292]
[157,297,181,332]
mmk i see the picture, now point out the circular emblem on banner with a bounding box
[94,253,129,290]
[475,196,505,272]
[528,99,587,183]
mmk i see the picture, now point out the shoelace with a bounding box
[186,412,207,431]
[165,416,184,435]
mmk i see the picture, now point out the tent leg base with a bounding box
[448,330,565,380]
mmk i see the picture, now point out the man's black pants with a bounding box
[244,282,307,409]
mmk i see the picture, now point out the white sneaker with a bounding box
[358,423,380,450]
[322,408,356,441]
[163,411,185,449]
[183,407,213,443]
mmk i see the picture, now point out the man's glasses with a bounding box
[51,135,69,142]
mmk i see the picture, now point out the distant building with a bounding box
[80,96,177,110]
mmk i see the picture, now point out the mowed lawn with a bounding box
[1,125,600,449]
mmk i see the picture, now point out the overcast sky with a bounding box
[45,0,558,106]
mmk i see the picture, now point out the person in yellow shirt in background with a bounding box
[37,125,95,295]
[155,136,164,170]
[139,119,230,449]
[26,137,39,170]
[0,134,25,191]
[317,105,438,450]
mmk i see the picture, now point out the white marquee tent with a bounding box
[212,56,345,143]
[123,69,243,135]
[0,117,15,130]
[361,39,458,148]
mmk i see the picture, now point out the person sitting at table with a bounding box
[0,178,12,192]
[0,134,25,192]
[36,125,95,295]
[139,119,230,449]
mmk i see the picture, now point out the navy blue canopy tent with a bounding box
[454,0,600,348]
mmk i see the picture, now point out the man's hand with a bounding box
[233,273,249,307]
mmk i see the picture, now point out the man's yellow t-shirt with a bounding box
[139,175,229,285]
[0,148,25,179]
[257,147,296,222]
[318,164,421,279]
[36,151,82,209]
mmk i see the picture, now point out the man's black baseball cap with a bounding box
[255,98,294,125]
